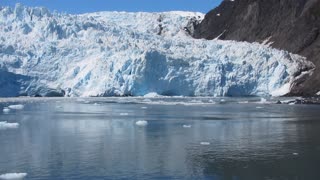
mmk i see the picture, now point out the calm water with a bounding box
[1,97,320,180]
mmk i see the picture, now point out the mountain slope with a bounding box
[194,0,320,96]
[0,4,314,97]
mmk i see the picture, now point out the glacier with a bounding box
[0,4,315,97]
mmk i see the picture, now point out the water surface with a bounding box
[0,97,320,179]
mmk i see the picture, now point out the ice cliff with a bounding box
[0,4,314,97]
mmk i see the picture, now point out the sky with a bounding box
[0,0,222,14]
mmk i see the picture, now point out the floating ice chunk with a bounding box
[3,108,10,113]
[183,125,192,128]
[317,91,320,96]
[220,99,226,102]
[143,99,152,102]
[0,173,27,180]
[8,104,24,110]
[141,107,148,109]
[200,142,210,145]
[288,102,295,105]
[256,106,264,109]
[260,98,267,104]
[120,113,129,116]
[293,153,299,156]
[238,101,249,104]
[0,121,19,130]
[135,120,148,126]
[144,92,162,98]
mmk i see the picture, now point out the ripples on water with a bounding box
[0,97,320,180]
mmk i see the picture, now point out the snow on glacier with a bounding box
[0,4,315,97]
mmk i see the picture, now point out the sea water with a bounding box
[0,97,320,179]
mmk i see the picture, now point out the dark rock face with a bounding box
[194,0,320,96]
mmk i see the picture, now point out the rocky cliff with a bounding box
[194,0,320,96]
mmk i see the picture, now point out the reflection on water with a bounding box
[0,97,320,179]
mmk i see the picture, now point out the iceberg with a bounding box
[8,104,24,110]
[0,4,314,97]
[200,142,211,145]
[2,107,10,113]
[0,121,19,129]
[135,120,148,126]
[0,173,27,180]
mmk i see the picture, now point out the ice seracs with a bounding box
[0,4,315,97]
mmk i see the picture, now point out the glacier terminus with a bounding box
[0,4,315,97]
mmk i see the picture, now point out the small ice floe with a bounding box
[0,121,19,130]
[293,153,299,156]
[135,120,148,126]
[119,113,129,116]
[208,99,215,103]
[282,98,305,105]
[316,91,320,96]
[142,99,152,103]
[8,104,24,110]
[0,173,27,180]
[2,108,10,113]
[220,99,226,102]
[200,142,211,145]
[143,92,162,98]
[238,101,249,104]
[260,98,267,104]
[183,125,192,128]
[141,106,148,109]
[256,106,264,109]
[93,103,99,106]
